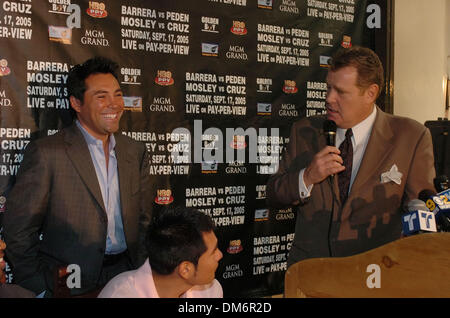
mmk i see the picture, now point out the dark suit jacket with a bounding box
[3,123,153,295]
[267,107,436,267]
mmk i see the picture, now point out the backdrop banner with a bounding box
[0,0,388,297]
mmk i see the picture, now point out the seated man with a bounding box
[98,207,223,298]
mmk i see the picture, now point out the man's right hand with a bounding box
[303,146,345,187]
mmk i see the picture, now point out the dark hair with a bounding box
[145,206,216,275]
[67,56,120,103]
[329,46,384,97]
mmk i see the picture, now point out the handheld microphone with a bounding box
[323,120,337,179]
[401,199,437,236]
[323,120,337,256]
[407,199,430,212]
[418,189,450,232]
[323,120,337,147]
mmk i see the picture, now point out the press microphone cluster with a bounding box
[419,188,450,232]
[402,199,437,236]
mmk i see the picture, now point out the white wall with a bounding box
[394,0,449,123]
[448,0,450,76]
[447,0,450,92]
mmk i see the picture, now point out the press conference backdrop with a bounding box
[0,0,390,297]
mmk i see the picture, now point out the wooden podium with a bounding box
[284,233,450,297]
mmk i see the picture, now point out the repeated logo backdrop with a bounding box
[0,0,389,297]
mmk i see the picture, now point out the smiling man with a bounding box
[3,57,153,297]
[267,47,435,268]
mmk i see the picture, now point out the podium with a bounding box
[284,233,450,297]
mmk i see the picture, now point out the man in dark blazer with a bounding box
[267,47,435,268]
[3,57,153,296]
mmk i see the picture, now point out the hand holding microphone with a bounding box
[303,145,345,187]
[303,120,345,187]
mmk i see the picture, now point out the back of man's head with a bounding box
[146,206,216,275]
[329,46,384,97]
[67,56,119,102]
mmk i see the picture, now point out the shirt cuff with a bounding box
[299,168,313,199]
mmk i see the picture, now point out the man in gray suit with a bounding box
[3,57,153,296]
[267,47,435,268]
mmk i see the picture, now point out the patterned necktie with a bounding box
[338,128,353,204]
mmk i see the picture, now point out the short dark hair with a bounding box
[329,46,384,97]
[145,206,216,275]
[67,56,119,103]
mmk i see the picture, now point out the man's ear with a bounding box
[177,261,195,280]
[365,83,380,103]
[70,96,82,113]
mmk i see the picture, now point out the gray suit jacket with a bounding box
[3,123,153,295]
[267,108,436,267]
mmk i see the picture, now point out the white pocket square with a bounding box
[381,164,402,185]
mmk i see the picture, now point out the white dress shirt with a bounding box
[76,120,127,254]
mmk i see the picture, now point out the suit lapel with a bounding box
[346,107,394,205]
[64,123,106,213]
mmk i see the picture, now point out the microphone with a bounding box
[434,175,449,192]
[323,120,337,179]
[401,199,437,236]
[407,199,430,211]
[419,189,450,232]
[323,120,337,147]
